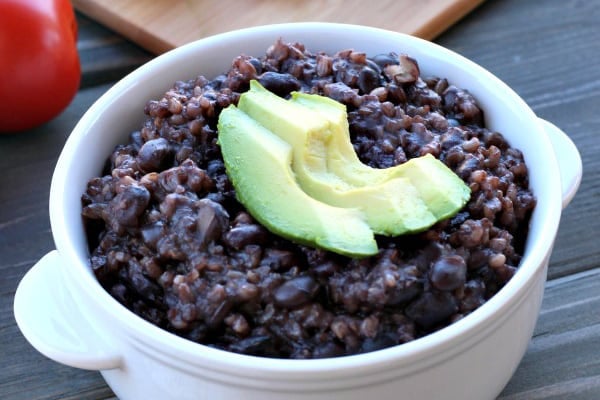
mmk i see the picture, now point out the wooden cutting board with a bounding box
[73,0,484,55]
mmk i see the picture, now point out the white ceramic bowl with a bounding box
[14,23,582,400]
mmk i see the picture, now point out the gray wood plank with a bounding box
[0,84,115,400]
[437,0,600,280]
[500,268,600,399]
[77,13,153,88]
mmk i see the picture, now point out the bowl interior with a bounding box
[50,22,562,370]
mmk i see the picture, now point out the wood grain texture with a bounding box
[72,0,484,54]
[1,0,599,398]
[0,85,118,400]
[499,269,600,400]
[436,0,600,280]
[76,15,153,88]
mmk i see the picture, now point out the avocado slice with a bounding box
[290,91,387,185]
[238,81,437,235]
[217,105,378,258]
[238,81,351,193]
[290,92,471,219]
[395,154,472,220]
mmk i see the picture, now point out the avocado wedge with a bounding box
[217,105,378,257]
[289,91,471,220]
[237,81,438,236]
[218,81,471,256]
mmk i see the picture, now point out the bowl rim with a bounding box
[50,22,562,378]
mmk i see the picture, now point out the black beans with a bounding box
[196,199,229,245]
[136,138,172,173]
[442,85,483,125]
[257,71,301,97]
[358,66,381,94]
[107,183,150,232]
[261,248,298,272]
[274,275,319,308]
[223,224,268,250]
[248,57,263,75]
[406,292,459,329]
[371,52,399,69]
[127,259,162,304]
[430,256,467,291]
[83,39,535,359]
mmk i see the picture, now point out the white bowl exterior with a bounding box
[91,260,547,400]
[48,23,562,399]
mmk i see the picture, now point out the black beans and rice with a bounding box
[82,40,536,359]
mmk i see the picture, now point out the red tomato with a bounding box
[0,0,81,133]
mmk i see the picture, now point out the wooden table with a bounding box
[1,0,599,398]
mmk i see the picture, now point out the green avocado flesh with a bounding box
[217,81,470,257]
[290,91,386,185]
[289,92,471,220]
[217,106,378,257]
[238,81,438,236]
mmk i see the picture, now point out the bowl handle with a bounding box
[13,250,122,370]
[539,118,582,209]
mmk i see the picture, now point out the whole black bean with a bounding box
[136,138,172,173]
[108,184,150,230]
[386,83,407,104]
[223,224,268,250]
[484,131,509,150]
[430,255,467,291]
[258,71,301,97]
[358,66,381,94]
[312,260,338,279]
[248,57,263,75]
[405,291,459,329]
[371,53,399,69]
[261,248,298,272]
[365,58,382,74]
[274,275,319,308]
